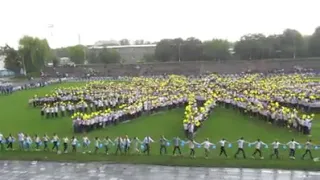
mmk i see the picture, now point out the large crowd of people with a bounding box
[0,78,65,95]
[30,73,317,136]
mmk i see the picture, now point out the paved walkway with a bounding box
[0,161,319,180]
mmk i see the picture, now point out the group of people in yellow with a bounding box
[31,74,317,136]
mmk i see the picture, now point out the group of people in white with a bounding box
[0,132,318,160]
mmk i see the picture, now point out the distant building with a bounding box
[0,56,15,77]
[89,44,156,63]
[0,56,5,69]
[94,40,120,46]
[59,57,74,65]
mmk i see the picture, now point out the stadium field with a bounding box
[0,82,320,170]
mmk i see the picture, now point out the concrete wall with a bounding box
[43,57,320,77]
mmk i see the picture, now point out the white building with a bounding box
[94,40,119,46]
[0,55,5,69]
[59,57,74,65]
[0,55,15,77]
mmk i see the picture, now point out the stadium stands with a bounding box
[43,58,320,77]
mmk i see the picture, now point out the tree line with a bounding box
[1,26,320,75]
[154,27,320,62]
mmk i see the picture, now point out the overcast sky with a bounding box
[0,0,319,48]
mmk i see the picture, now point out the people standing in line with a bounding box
[1,133,319,162]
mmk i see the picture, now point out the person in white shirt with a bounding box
[250,139,266,159]
[34,135,41,151]
[43,134,49,151]
[188,123,195,140]
[0,132,4,151]
[287,139,300,159]
[132,137,142,154]
[143,136,154,155]
[6,134,14,150]
[103,136,114,155]
[115,136,123,155]
[71,136,78,153]
[94,137,100,154]
[52,133,59,152]
[183,123,188,137]
[82,136,90,153]
[186,139,200,158]
[270,140,281,159]
[18,132,25,151]
[25,135,32,151]
[218,138,229,157]
[123,135,131,155]
[306,119,312,135]
[201,138,214,159]
[234,137,247,159]
[63,136,69,153]
[302,140,313,160]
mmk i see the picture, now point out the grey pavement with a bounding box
[0,161,320,180]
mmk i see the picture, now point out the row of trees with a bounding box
[1,38,122,74]
[54,46,121,65]
[1,26,320,75]
[0,36,52,74]
[154,27,320,62]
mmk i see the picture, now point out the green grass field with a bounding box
[1,82,320,170]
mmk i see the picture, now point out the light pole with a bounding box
[21,55,26,75]
[178,43,181,62]
[171,43,182,62]
[48,24,54,47]
[78,33,87,64]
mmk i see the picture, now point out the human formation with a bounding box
[29,74,318,135]
[0,133,318,160]
[0,73,318,162]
